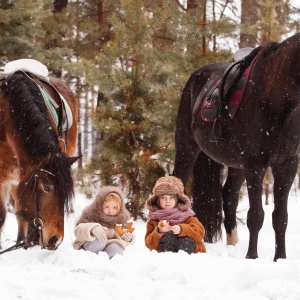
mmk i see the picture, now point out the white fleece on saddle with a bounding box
[0,59,49,81]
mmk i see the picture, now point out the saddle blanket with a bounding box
[200,58,255,122]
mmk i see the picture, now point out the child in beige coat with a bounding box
[73,186,135,258]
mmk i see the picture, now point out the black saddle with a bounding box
[209,46,262,142]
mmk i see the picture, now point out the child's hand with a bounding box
[158,221,171,233]
[91,225,107,242]
[170,225,182,235]
[121,232,133,242]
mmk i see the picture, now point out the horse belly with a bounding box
[193,124,244,169]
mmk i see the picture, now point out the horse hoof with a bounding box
[246,253,258,259]
[274,255,286,262]
[226,227,239,246]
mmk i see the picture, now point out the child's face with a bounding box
[159,194,177,209]
[102,199,120,216]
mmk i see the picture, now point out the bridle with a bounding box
[0,158,56,255]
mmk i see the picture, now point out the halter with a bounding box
[0,158,56,255]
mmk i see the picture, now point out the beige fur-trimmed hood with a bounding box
[75,186,131,229]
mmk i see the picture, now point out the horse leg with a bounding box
[244,165,265,259]
[192,152,224,243]
[0,197,7,249]
[222,167,245,246]
[272,157,298,261]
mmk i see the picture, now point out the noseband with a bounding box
[0,159,56,254]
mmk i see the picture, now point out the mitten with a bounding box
[91,225,107,242]
[121,232,133,242]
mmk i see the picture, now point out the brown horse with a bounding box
[173,33,300,261]
[0,69,79,251]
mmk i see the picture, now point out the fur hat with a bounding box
[145,176,191,212]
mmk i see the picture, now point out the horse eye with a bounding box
[43,186,50,192]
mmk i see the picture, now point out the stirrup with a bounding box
[209,133,225,143]
[209,118,225,143]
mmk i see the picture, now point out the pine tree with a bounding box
[87,0,185,218]
[85,0,240,218]
[256,0,288,44]
[42,0,120,169]
[240,0,298,47]
[0,0,52,60]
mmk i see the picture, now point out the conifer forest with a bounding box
[0,0,299,218]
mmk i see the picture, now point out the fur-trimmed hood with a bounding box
[76,186,131,228]
[145,176,192,212]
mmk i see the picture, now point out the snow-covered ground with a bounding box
[1,189,300,300]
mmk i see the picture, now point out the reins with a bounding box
[0,227,38,255]
[0,158,56,255]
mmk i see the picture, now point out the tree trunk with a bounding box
[98,0,105,24]
[83,86,90,164]
[240,0,258,48]
[77,106,83,169]
[202,0,207,56]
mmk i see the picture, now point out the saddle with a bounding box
[200,46,261,142]
[0,59,73,147]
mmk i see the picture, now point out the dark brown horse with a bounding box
[173,33,300,261]
[0,68,79,251]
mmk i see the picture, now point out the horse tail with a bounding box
[192,151,223,243]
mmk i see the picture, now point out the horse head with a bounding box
[15,152,80,250]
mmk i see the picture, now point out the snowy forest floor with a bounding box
[1,189,300,300]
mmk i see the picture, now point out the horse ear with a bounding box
[68,155,82,165]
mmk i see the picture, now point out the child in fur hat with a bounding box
[73,186,135,258]
[145,176,206,254]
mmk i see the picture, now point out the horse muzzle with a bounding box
[43,235,63,250]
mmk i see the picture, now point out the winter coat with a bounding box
[73,222,135,250]
[73,186,135,250]
[145,216,206,253]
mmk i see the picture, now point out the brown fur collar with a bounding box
[76,186,131,228]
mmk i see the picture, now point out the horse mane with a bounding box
[5,71,61,156]
[49,152,74,214]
